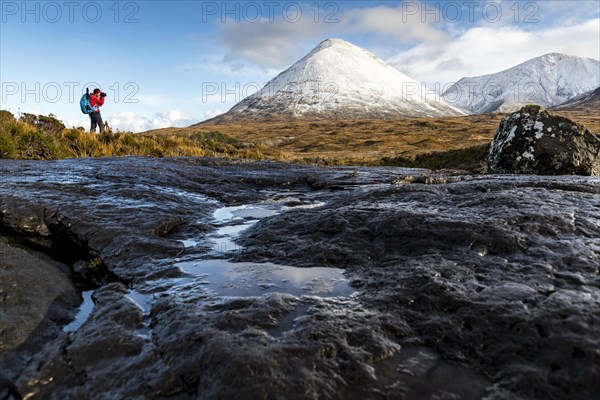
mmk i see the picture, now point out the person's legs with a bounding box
[90,114,97,132]
[97,113,105,133]
[90,112,103,133]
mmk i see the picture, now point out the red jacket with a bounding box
[90,94,104,112]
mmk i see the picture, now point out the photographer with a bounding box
[89,88,107,133]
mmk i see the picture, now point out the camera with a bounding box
[100,92,107,98]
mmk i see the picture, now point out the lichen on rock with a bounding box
[488,105,600,175]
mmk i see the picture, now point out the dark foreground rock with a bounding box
[238,175,600,399]
[0,157,598,400]
[488,105,600,175]
[0,236,80,396]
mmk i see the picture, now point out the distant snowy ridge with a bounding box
[205,39,466,123]
[442,53,600,114]
[552,86,600,109]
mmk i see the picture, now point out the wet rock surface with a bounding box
[0,236,80,397]
[0,157,598,400]
[488,105,600,175]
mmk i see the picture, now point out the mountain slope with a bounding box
[552,86,600,109]
[442,53,600,114]
[203,39,466,124]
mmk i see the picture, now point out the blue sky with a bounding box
[1,0,599,131]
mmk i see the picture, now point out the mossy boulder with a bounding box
[488,105,600,175]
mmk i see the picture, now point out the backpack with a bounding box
[80,88,96,114]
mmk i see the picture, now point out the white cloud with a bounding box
[106,110,201,132]
[215,4,448,70]
[204,108,224,120]
[108,112,150,132]
[387,18,600,90]
[66,118,88,129]
[343,5,448,45]
[213,2,599,91]
[219,18,325,70]
[150,110,201,129]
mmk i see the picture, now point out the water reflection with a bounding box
[177,259,354,298]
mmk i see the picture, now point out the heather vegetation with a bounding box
[2,108,597,173]
[183,114,504,171]
[0,111,280,161]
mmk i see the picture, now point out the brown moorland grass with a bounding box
[3,104,597,173]
[552,103,600,129]
[147,104,599,171]
[148,113,506,166]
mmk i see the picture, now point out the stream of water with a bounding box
[66,194,354,334]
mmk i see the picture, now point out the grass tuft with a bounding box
[0,112,282,161]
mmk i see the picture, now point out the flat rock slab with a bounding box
[0,158,598,400]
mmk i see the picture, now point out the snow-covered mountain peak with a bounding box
[443,53,600,114]
[520,53,594,71]
[537,52,570,62]
[304,38,375,57]
[207,39,466,122]
[312,38,353,50]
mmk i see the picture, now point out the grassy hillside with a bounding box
[552,101,600,128]
[151,114,505,169]
[0,111,281,161]
[2,105,597,173]
[155,105,599,170]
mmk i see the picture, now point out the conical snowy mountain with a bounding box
[206,39,466,123]
[442,53,600,114]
